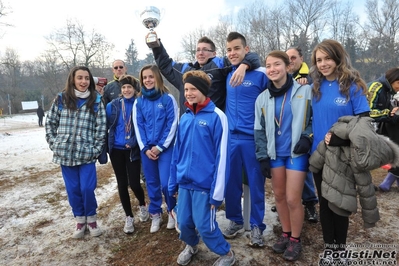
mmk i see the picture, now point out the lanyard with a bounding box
[274,93,287,135]
[121,99,132,139]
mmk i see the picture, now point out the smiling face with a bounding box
[74,70,90,92]
[196,42,216,67]
[226,38,249,66]
[121,84,135,99]
[265,56,289,88]
[141,69,156,89]
[315,49,337,81]
[184,82,206,105]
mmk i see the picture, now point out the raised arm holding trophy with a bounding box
[140,6,161,48]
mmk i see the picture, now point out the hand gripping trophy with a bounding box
[140,6,162,48]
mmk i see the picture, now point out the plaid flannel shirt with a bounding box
[45,96,106,166]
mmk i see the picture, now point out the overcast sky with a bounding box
[0,0,366,63]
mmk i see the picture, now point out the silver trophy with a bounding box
[140,6,161,48]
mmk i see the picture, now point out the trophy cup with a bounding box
[140,6,162,48]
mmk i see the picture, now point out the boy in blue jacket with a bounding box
[169,70,235,266]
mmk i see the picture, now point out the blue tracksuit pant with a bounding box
[61,163,98,217]
[225,136,266,232]
[142,147,176,214]
[178,188,230,256]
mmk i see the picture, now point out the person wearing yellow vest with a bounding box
[286,47,312,85]
[368,67,399,191]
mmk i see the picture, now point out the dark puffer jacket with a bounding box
[309,116,399,228]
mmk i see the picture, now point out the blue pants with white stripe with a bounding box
[177,188,230,256]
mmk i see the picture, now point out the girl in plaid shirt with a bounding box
[45,66,107,239]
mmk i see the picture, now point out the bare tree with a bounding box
[207,17,234,57]
[286,0,333,57]
[327,1,361,68]
[0,0,12,28]
[0,48,23,113]
[36,51,68,98]
[46,19,114,71]
[231,1,285,62]
[363,0,399,69]
[330,1,359,43]
[180,28,208,62]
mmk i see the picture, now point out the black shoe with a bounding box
[304,202,318,223]
[283,238,302,261]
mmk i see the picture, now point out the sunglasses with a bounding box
[113,66,124,70]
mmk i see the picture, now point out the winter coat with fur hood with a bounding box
[309,116,399,228]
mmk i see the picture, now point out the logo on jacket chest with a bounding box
[242,80,254,87]
[334,97,348,106]
[157,103,164,109]
[198,119,208,127]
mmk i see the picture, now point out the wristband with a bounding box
[156,145,163,152]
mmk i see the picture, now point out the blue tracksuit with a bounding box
[224,66,268,232]
[133,91,178,214]
[169,99,230,255]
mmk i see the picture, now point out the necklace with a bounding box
[121,99,132,140]
[274,93,287,135]
[328,79,337,86]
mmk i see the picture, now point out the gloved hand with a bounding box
[293,135,312,154]
[260,158,271,179]
[390,114,399,123]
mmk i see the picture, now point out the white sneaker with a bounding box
[87,215,102,237]
[138,205,149,222]
[177,245,198,265]
[150,213,163,233]
[171,208,180,234]
[124,216,134,234]
[167,212,176,230]
[72,223,86,239]
[213,250,235,266]
[87,221,102,237]
[72,216,86,239]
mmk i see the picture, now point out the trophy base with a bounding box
[147,35,160,48]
